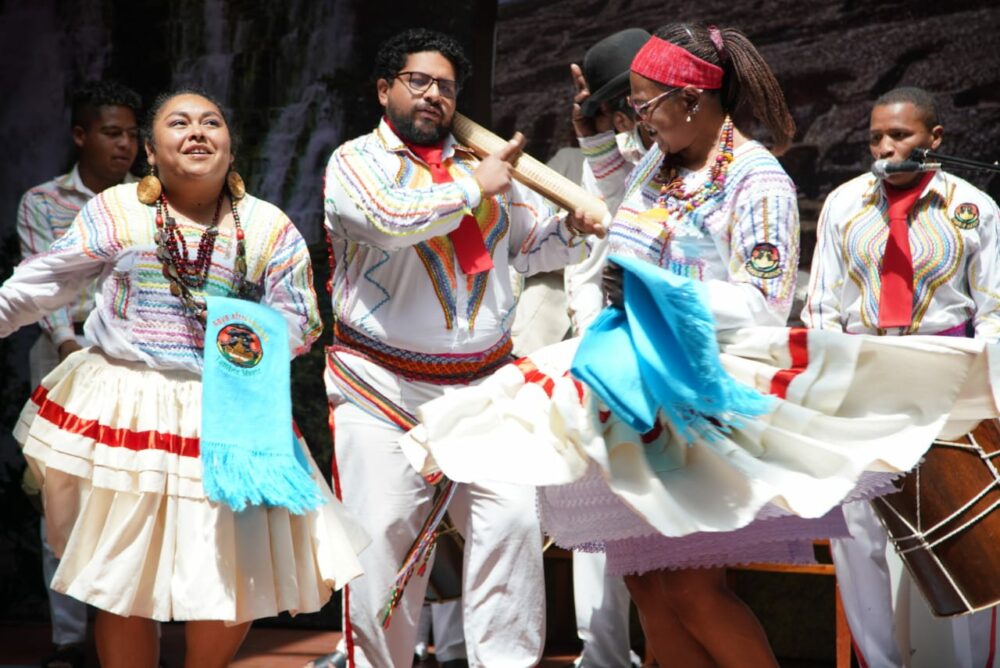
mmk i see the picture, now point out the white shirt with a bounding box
[803,170,1000,341]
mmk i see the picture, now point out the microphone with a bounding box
[871,159,938,179]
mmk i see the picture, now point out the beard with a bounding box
[386,101,451,146]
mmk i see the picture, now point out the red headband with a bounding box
[630,36,724,90]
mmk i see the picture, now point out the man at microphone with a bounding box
[803,86,1000,667]
[323,28,599,668]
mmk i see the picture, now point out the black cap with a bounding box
[580,28,652,118]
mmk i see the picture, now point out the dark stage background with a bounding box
[1,0,999,649]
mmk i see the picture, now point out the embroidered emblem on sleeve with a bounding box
[953,202,980,230]
[746,242,782,279]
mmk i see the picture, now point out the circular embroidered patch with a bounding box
[747,243,782,279]
[953,202,980,230]
[217,322,264,368]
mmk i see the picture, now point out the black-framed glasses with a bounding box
[394,71,459,99]
[627,87,680,120]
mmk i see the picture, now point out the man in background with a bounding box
[17,80,140,668]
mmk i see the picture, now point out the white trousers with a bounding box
[573,551,632,667]
[833,501,997,668]
[332,400,544,668]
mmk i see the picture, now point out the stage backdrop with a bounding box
[0,0,999,644]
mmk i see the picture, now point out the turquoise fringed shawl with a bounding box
[571,255,773,440]
[200,296,323,513]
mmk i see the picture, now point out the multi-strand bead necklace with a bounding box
[154,190,249,325]
[641,115,735,226]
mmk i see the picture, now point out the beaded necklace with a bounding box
[154,188,249,325]
[640,115,735,225]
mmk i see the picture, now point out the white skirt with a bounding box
[401,328,1000,571]
[15,348,369,623]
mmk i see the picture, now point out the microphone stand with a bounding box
[913,148,1000,174]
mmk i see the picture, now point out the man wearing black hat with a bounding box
[563,29,652,668]
[565,28,652,334]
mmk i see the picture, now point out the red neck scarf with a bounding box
[385,118,493,275]
[877,171,934,328]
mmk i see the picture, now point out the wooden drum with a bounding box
[872,419,1000,616]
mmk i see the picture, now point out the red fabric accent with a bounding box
[30,385,201,458]
[328,402,342,500]
[851,637,870,668]
[641,420,663,444]
[878,172,934,328]
[394,122,494,276]
[631,36,724,89]
[769,328,810,399]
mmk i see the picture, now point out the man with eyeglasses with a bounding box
[323,28,601,668]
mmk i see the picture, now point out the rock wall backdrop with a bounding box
[1,0,999,634]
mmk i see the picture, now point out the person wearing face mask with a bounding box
[16,80,140,668]
[804,87,1000,668]
[575,23,805,668]
[0,88,367,668]
[323,27,602,668]
[561,28,653,668]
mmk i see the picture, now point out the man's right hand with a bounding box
[473,132,525,198]
[570,63,614,138]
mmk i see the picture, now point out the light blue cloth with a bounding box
[201,296,323,513]
[571,255,773,439]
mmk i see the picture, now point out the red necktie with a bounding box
[877,172,933,328]
[400,136,494,276]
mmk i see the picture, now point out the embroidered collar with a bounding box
[863,168,948,207]
[55,163,137,198]
[375,117,476,163]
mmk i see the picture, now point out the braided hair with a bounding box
[653,23,796,154]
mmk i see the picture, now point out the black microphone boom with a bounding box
[911,148,1000,174]
[871,159,939,179]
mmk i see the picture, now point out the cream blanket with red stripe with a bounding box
[401,328,1000,537]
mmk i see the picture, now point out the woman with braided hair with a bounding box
[584,23,802,666]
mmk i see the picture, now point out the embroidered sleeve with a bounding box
[506,181,590,276]
[16,190,76,344]
[708,173,799,327]
[1,195,118,339]
[802,189,848,331]
[967,196,1000,342]
[324,138,476,251]
[259,213,323,357]
[579,131,630,211]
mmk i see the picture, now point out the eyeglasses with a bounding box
[627,88,680,120]
[394,71,459,99]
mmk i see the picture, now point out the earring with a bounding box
[227,170,246,200]
[137,166,162,205]
[686,102,701,123]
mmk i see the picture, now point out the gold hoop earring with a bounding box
[227,170,246,200]
[137,166,162,205]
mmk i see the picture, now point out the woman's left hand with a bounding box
[602,263,624,308]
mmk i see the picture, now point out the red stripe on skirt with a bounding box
[30,385,201,458]
[768,328,810,400]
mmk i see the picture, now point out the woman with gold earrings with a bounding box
[0,89,368,668]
